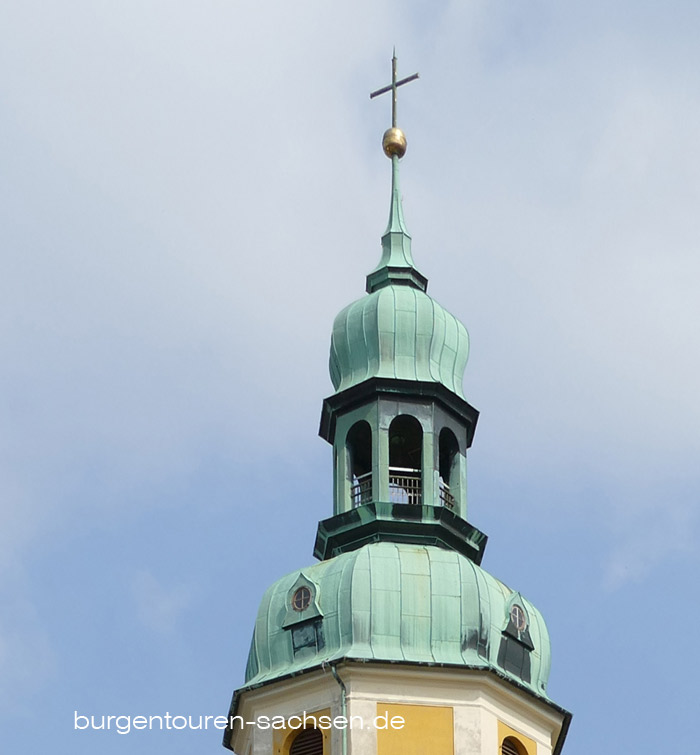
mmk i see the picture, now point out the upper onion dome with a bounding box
[328,153,470,399]
[329,285,469,398]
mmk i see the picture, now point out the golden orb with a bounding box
[382,127,407,158]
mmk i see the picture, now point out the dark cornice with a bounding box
[319,377,479,446]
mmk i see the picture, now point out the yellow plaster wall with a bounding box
[376,703,454,755]
[497,720,537,755]
[273,707,331,755]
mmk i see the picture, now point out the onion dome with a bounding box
[242,542,553,701]
[329,285,469,399]
[329,155,470,399]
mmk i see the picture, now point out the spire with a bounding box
[366,154,427,293]
[367,52,427,294]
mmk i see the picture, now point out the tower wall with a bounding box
[228,664,568,755]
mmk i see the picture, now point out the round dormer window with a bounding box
[509,604,527,632]
[292,586,311,612]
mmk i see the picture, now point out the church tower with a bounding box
[224,55,571,755]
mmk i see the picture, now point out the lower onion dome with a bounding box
[243,541,552,700]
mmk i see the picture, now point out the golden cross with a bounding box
[370,51,419,128]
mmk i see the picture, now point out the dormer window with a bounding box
[282,577,324,658]
[509,604,527,632]
[498,596,534,684]
[292,587,311,612]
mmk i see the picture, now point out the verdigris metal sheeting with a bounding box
[373,151,415,270]
[244,542,552,700]
[329,285,469,399]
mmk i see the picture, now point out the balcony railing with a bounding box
[350,472,372,508]
[350,469,455,509]
[389,467,422,505]
[439,480,456,510]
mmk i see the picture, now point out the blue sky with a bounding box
[1,1,699,752]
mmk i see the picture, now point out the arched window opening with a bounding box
[501,736,526,755]
[289,726,324,755]
[346,421,372,507]
[438,428,459,510]
[389,415,423,505]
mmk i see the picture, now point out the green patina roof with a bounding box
[329,285,469,398]
[329,153,469,398]
[365,154,428,294]
[243,542,552,700]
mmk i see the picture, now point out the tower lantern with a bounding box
[224,54,571,755]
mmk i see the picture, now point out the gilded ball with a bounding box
[382,127,407,158]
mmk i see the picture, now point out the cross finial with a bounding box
[370,51,419,127]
